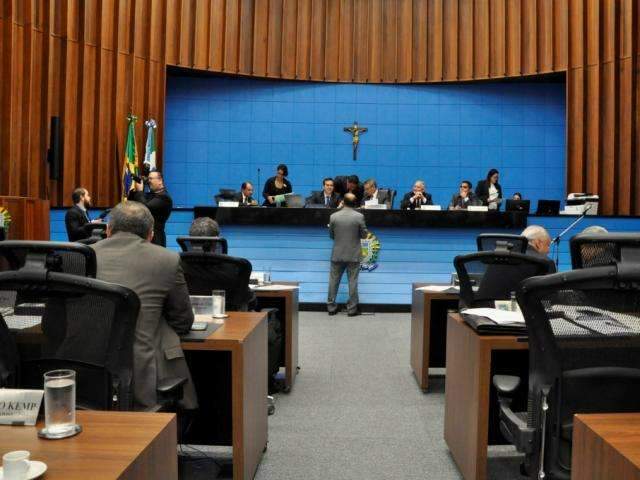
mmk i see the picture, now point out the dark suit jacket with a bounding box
[91,232,197,409]
[128,190,173,247]
[526,245,557,273]
[400,191,433,210]
[65,205,90,242]
[475,180,503,207]
[362,189,391,208]
[232,192,257,206]
[307,191,341,208]
[449,193,481,209]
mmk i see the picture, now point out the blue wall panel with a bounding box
[50,209,640,305]
[165,76,566,209]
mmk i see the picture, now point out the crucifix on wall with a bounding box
[343,121,367,161]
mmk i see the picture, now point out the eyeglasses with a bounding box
[459,185,469,189]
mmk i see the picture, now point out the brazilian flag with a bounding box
[122,114,138,202]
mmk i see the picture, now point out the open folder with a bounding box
[461,307,527,335]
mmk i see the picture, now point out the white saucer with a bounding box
[0,460,47,479]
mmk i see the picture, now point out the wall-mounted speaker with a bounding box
[47,116,62,180]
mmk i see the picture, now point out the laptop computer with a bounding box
[536,199,561,216]
[506,199,531,213]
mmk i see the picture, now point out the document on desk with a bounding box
[462,308,525,325]
[415,285,459,293]
[4,315,42,330]
[251,284,300,291]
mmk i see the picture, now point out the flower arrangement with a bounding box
[0,206,11,231]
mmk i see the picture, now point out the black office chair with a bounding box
[477,234,528,253]
[0,313,19,388]
[214,189,238,205]
[0,241,97,277]
[378,188,396,209]
[176,236,228,254]
[570,232,640,269]
[0,269,185,411]
[454,251,556,309]
[493,265,640,479]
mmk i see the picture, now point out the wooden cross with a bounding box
[343,121,367,161]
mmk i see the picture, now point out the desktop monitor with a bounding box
[536,199,560,216]
[506,199,530,214]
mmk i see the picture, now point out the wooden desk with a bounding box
[410,283,459,391]
[253,282,299,391]
[572,413,640,479]
[182,311,268,480]
[0,411,177,479]
[444,313,528,480]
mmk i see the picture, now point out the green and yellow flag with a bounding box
[122,114,139,201]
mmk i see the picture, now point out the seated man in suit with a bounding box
[91,201,197,410]
[306,178,340,208]
[521,225,556,272]
[400,180,433,210]
[362,179,391,208]
[65,187,101,242]
[449,180,481,210]
[233,182,258,206]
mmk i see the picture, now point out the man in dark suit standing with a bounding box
[400,180,433,210]
[65,187,100,242]
[307,178,341,208]
[129,171,172,247]
[232,182,258,206]
[327,193,368,316]
[362,179,391,208]
[91,201,197,410]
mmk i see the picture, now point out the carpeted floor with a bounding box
[251,311,523,480]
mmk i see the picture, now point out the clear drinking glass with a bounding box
[264,267,272,285]
[43,369,78,438]
[212,290,226,318]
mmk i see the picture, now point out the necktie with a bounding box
[325,196,329,206]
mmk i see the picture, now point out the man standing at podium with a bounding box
[327,193,368,316]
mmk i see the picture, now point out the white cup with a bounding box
[2,450,30,480]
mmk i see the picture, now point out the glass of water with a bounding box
[212,290,227,318]
[41,369,81,439]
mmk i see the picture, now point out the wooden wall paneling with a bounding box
[505,0,521,76]
[223,0,240,72]
[585,0,600,66]
[61,31,80,203]
[568,0,585,68]
[412,0,428,82]
[353,0,370,82]
[537,0,553,73]
[164,0,180,64]
[193,0,211,69]
[427,0,443,81]
[324,0,340,81]
[17,1,32,198]
[600,60,616,213]
[552,0,568,71]
[238,0,255,75]
[520,0,537,75]
[338,0,354,82]
[79,42,98,195]
[381,0,397,82]
[280,0,297,78]
[179,0,194,67]
[0,17,7,198]
[457,0,473,80]
[149,0,165,62]
[295,0,311,79]
[474,0,489,79]
[267,0,284,77]
[251,0,267,76]
[96,46,115,203]
[489,0,506,77]
[585,64,600,197]
[617,56,633,214]
[567,67,585,193]
[368,0,383,82]
[309,0,326,80]
[208,0,225,71]
[396,0,413,82]
[442,0,458,80]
